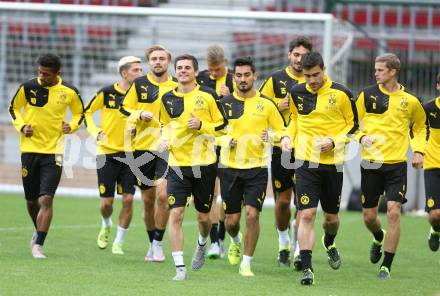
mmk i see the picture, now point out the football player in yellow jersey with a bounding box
[120,45,178,262]
[356,53,426,279]
[281,52,358,285]
[159,54,226,280]
[197,45,234,259]
[425,73,440,252]
[218,57,286,277]
[8,53,84,258]
[84,56,143,255]
[259,36,312,269]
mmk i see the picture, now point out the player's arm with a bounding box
[119,83,145,126]
[8,85,28,133]
[410,99,428,156]
[66,91,84,134]
[354,91,368,144]
[158,98,172,151]
[84,92,104,139]
[266,100,286,143]
[281,97,298,151]
[332,91,359,146]
[198,95,227,136]
[259,76,275,98]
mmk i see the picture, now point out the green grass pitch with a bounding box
[0,193,439,296]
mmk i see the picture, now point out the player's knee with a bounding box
[429,210,440,224]
[245,207,259,223]
[122,194,134,207]
[197,212,210,224]
[100,199,113,211]
[170,208,184,225]
[225,214,240,229]
[386,204,401,223]
[39,195,53,209]
[277,195,291,211]
[300,209,315,224]
[324,214,339,226]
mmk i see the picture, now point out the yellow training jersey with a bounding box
[196,68,234,98]
[356,84,427,164]
[424,97,440,169]
[285,76,358,165]
[218,91,286,169]
[120,73,178,151]
[8,77,84,154]
[160,85,226,167]
[259,66,306,123]
[84,83,132,154]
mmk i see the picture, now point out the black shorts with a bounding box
[424,169,440,212]
[295,161,343,214]
[155,150,169,180]
[167,164,217,213]
[271,146,296,198]
[361,161,407,208]
[21,153,63,201]
[133,150,169,190]
[219,167,268,214]
[96,153,136,197]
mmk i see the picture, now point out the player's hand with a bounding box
[412,152,424,169]
[219,85,230,97]
[229,138,237,148]
[140,111,153,122]
[97,131,106,142]
[318,138,334,152]
[278,97,290,112]
[360,135,375,148]
[130,128,136,137]
[62,121,71,134]
[188,113,201,130]
[158,140,169,152]
[21,125,33,137]
[261,130,268,142]
[281,136,291,152]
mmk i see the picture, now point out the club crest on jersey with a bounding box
[328,94,336,105]
[399,97,409,111]
[256,101,264,112]
[195,96,204,107]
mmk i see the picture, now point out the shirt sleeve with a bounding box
[198,97,227,136]
[8,85,27,133]
[354,91,366,142]
[258,76,275,99]
[410,99,428,154]
[84,92,104,139]
[284,95,298,146]
[120,82,142,128]
[332,92,359,146]
[68,91,85,133]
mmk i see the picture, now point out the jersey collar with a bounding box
[285,66,304,83]
[305,75,331,94]
[37,76,62,88]
[147,73,173,86]
[113,83,126,95]
[173,83,200,97]
[233,90,260,101]
[378,83,404,96]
